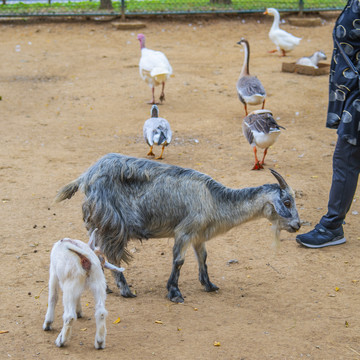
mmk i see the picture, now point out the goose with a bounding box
[236,38,266,116]
[296,50,327,68]
[143,104,172,160]
[243,109,285,170]
[264,8,302,56]
[137,33,173,104]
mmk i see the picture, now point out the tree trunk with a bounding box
[99,0,113,10]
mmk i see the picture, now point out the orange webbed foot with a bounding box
[252,162,264,170]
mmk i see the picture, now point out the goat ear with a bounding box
[269,168,288,190]
[104,261,125,273]
[88,228,98,250]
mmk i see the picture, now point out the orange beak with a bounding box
[263,10,268,14]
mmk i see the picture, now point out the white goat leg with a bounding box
[89,276,108,349]
[43,267,59,331]
[55,281,81,347]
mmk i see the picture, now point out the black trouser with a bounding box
[320,136,360,230]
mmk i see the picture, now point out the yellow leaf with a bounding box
[0,330,9,334]
[345,321,349,328]
[155,320,163,324]
[80,328,87,331]
[86,303,89,307]
[177,327,181,331]
[193,307,198,311]
[113,317,121,324]
[335,287,340,292]
[352,280,358,283]
[311,175,318,179]
[213,341,221,347]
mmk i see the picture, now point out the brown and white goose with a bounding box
[243,109,285,170]
[236,38,266,116]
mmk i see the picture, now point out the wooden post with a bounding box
[121,0,125,20]
[299,0,304,15]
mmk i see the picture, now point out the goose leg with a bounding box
[268,49,277,54]
[159,82,165,103]
[244,103,248,116]
[252,147,263,170]
[259,147,268,166]
[147,146,155,157]
[155,145,166,160]
[262,99,266,109]
[280,49,287,57]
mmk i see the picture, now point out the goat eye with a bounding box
[284,200,291,208]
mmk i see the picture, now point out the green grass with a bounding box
[0,0,346,16]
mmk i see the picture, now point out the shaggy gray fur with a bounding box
[55,153,300,302]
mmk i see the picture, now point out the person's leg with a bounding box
[320,136,360,229]
[296,136,360,248]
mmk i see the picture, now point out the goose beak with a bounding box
[263,9,268,14]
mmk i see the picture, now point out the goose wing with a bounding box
[236,75,266,99]
[243,110,284,146]
[270,29,301,50]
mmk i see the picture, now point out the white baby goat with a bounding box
[296,50,327,69]
[43,229,124,349]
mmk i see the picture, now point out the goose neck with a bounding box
[240,41,250,77]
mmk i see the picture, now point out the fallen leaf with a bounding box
[113,317,121,324]
[335,287,340,292]
[0,330,9,334]
[345,321,349,328]
[213,341,221,347]
[155,320,163,324]
[80,328,87,331]
[193,307,198,311]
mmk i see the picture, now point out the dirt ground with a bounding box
[1,12,360,360]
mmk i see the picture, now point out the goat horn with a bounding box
[269,168,288,190]
[104,261,125,272]
[88,228,98,250]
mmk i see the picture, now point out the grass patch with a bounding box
[0,0,346,16]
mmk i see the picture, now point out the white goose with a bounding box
[243,109,285,170]
[137,33,173,104]
[264,8,302,56]
[143,105,172,160]
[236,38,266,116]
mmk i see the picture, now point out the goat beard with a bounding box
[270,221,281,252]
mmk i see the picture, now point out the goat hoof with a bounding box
[43,322,52,331]
[95,341,105,350]
[120,289,137,298]
[204,283,219,292]
[167,288,184,303]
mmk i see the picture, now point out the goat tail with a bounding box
[55,179,80,203]
[60,239,93,271]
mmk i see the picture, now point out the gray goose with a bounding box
[243,109,285,170]
[143,105,172,160]
[236,38,266,116]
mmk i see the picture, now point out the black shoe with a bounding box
[296,224,346,248]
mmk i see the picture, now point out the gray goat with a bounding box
[55,153,300,303]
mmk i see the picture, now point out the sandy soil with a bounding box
[1,13,360,360]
